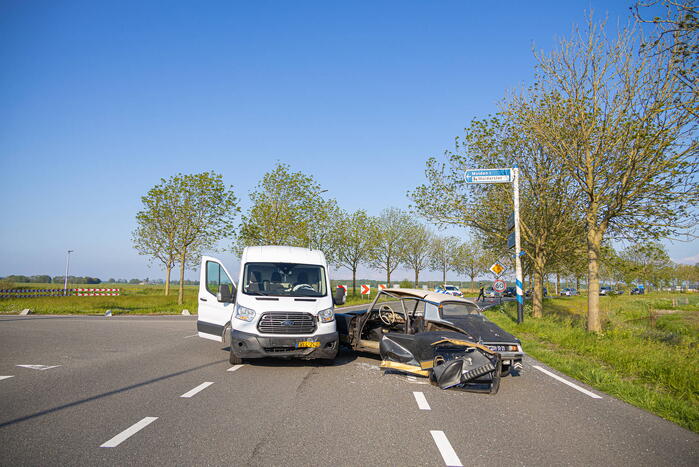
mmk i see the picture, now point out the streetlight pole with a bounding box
[308,189,328,249]
[63,250,74,296]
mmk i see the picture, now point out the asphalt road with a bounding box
[0,314,697,466]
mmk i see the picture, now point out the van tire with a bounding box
[229,345,243,365]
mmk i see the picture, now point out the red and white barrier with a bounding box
[75,289,120,296]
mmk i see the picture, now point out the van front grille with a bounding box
[257,312,316,335]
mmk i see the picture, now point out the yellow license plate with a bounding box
[297,341,320,348]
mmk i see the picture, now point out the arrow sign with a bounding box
[360,284,371,295]
[464,168,512,184]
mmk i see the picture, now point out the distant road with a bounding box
[0,315,696,466]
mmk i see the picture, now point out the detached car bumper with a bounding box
[230,330,339,360]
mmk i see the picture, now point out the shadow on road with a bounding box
[0,359,227,429]
[223,345,358,368]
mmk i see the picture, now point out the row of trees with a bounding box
[410,4,698,332]
[133,163,503,300]
[0,275,102,284]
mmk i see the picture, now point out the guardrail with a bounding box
[0,288,120,298]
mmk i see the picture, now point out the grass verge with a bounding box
[0,284,198,315]
[484,293,699,433]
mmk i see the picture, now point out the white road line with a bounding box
[227,365,243,372]
[533,365,602,399]
[0,376,14,381]
[413,391,431,410]
[16,364,61,371]
[430,430,463,467]
[180,381,214,398]
[100,417,158,448]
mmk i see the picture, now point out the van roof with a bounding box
[242,245,327,265]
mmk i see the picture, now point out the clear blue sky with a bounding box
[1,0,696,281]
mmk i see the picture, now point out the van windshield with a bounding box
[243,262,327,297]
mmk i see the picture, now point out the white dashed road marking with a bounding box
[100,417,158,448]
[413,391,431,410]
[0,376,14,381]
[227,365,243,372]
[430,430,463,467]
[180,381,214,398]
[16,364,61,371]
[533,365,602,399]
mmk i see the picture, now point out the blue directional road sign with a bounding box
[464,168,513,184]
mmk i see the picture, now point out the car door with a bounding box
[197,256,236,342]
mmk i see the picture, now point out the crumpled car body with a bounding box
[335,288,522,393]
[379,331,502,394]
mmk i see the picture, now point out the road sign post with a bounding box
[513,165,524,324]
[465,165,524,323]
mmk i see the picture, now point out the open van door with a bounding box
[197,256,236,342]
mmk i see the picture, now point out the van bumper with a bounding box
[230,330,339,360]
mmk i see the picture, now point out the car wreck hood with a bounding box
[443,314,520,344]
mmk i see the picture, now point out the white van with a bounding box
[197,246,346,364]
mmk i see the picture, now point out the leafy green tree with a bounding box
[136,172,239,304]
[369,208,411,284]
[169,172,239,304]
[453,239,489,290]
[133,180,180,296]
[411,114,583,318]
[517,15,698,331]
[330,209,377,295]
[400,221,434,287]
[238,163,337,254]
[430,235,461,286]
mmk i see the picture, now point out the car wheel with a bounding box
[229,345,243,365]
[500,365,511,377]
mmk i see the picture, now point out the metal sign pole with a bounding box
[513,166,524,323]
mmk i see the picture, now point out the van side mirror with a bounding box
[333,287,346,306]
[217,284,234,303]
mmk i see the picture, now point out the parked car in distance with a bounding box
[435,284,463,297]
[484,287,502,298]
[525,287,547,297]
[631,286,645,295]
[560,288,579,296]
[503,286,516,297]
[600,286,613,296]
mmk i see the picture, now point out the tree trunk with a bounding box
[442,263,447,286]
[556,273,560,295]
[532,266,544,318]
[178,250,186,305]
[386,269,390,286]
[352,267,357,296]
[165,264,171,296]
[586,228,603,333]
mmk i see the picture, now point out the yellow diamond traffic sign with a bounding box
[490,262,505,276]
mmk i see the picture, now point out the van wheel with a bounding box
[229,345,243,365]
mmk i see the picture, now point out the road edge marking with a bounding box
[180,381,214,398]
[413,391,431,410]
[533,365,602,399]
[430,430,463,467]
[227,365,243,372]
[100,417,158,448]
[0,376,14,381]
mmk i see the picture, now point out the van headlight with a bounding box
[318,308,334,323]
[235,305,256,322]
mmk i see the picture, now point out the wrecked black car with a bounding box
[335,288,524,393]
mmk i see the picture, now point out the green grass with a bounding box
[0,283,198,315]
[484,292,699,433]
